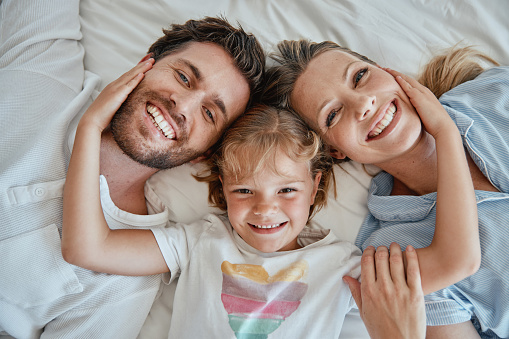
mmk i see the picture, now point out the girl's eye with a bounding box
[279,188,296,194]
[354,68,368,87]
[178,72,189,86]
[326,109,339,128]
[234,189,251,194]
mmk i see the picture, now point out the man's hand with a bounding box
[343,243,426,339]
[79,58,154,133]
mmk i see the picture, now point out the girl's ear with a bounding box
[190,148,214,164]
[310,171,322,203]
[190,155,207,164]
[330,148,347,160]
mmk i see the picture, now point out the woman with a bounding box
[263,41,508,338]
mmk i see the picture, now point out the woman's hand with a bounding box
[79,58,154,132]
[343,243,426,339]
[384,68,455,139]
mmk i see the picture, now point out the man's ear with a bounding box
[139,53,154,63]
[330,148,347,160]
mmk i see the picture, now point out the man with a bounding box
[0,0,264,337]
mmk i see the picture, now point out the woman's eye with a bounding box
[326,109,338,128]
[178,72,189,86]
[354,68,368,86]
[234,189,251,194]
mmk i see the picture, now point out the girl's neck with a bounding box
[99,130,158,214]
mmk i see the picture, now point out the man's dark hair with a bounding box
[148,16,265,105]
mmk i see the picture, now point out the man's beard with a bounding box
[110,88,202,170]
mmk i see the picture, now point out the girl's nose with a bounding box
[253,200,278,216]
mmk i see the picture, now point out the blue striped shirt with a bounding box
[356,66,509,338]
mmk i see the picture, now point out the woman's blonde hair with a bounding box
[417,45,499,98]
[196,105,334,219]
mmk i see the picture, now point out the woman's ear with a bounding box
[330,148,347,160]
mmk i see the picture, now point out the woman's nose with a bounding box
[348,93,375,120]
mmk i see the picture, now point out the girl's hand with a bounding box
[384,68,455,139]
[80,58,155,132]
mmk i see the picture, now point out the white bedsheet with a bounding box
[78,1,509,337]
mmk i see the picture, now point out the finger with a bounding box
[116,58,154,86]
[404,245,423,293]
[382,67,403,78]
[343,276,363,313]
[374,246,391,283]
[384,67,422,88]
[360,246,377,284]
[389,242,406,286]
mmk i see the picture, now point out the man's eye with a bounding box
[234,189,251,194]
[204,108,214,122]
[326,109,338,127]
[178,72,189,86]
[279,188,296,193]
[354,68,368,86]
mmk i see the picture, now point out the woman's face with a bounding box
[291,50,423,166]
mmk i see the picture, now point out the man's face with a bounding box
[111,42,250,169]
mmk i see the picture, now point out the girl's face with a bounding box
[222,154,321,253]
[291,50,424,166]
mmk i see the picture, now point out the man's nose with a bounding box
[173,90,203,123]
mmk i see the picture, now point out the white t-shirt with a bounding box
[152,213,361,339]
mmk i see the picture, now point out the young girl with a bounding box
[62,58,471,338]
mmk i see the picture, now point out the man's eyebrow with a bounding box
[178,59,228,121]
[178,58,228,119]
[212,95,227,118]
[178,58,201,80]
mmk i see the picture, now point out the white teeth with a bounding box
[146,104,175,139]
[252,223,282,229]
[369,103,396,138]
[154,115,164,124]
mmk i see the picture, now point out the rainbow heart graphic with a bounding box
[221,260,308,338]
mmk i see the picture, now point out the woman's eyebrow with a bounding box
[343,60,359,81]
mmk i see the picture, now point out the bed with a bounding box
[77,0,509,337]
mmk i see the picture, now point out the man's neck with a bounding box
[99,131,158,215]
